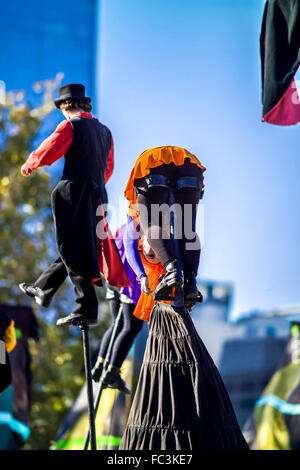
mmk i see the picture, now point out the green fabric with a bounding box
[54,434,121,450]
[15,329,21,339]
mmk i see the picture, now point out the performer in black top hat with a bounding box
[19,83,129,326]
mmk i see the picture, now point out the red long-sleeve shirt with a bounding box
[22,112,114,183]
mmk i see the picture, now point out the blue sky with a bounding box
[96,0,300,320]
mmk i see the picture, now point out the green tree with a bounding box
[0,103,53,302]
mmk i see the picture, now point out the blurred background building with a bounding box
[0,0,98,178]
[0,0,97,104]
[191,282,291,429]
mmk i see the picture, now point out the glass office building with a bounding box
[1,0,99,178]
[0,0,97,103]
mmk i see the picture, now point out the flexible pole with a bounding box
[83,304,124,450]
[80,324,97,450]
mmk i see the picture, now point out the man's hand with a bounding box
[140,276,152,296]
[21,164,30,176]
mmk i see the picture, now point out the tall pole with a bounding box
[80,323,97,450]
[83,304,124,450]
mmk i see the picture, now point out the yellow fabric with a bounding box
[55,357,133,450]
[124,146,206,210]
[254,360,300,450]
[3,320,17,353]
[133,242,172,322]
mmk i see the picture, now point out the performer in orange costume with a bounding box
[132,236,171,322]
[124,146,206,309]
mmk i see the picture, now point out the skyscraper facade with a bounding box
[0,0,97,103]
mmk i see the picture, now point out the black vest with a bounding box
[63,116,112,204]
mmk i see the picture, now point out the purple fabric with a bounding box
[115,224,141,305]
[124,216,146,280]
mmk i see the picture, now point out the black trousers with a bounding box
[134,159,203,273]
[34,257,98,318]
[98,297,143,368]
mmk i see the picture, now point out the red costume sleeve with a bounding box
[104,136,114,183]
[22,120,73,175]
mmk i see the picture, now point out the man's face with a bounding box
[142,237,160,265]
[61,109,69,119]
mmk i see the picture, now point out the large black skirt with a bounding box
[119,303,249,450]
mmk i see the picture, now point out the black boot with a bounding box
[56,313,98,326]
[19,283,51,307]
[92,359,104,382]
[153,260,183,300]
[183,272,203,309]
[102,365,130,394]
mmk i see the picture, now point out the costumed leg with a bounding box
[68,270,98,320]
[93,296,138,394]
[173,159,204,304]
[19,257,68,307]
[135,182,183,298]
[136,187,175,266]
[108,302,143,368]
[92,291,123,381]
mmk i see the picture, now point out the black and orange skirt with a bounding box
[124,146,206,220]
[119,302,249,450]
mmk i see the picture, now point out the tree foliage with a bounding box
[0,102,53,303]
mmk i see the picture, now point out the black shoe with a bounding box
[102,365,130,394]
[19,283,51,308]
[153,260,183,300]
[56,313,98,327]
[183,272,203,309]
[92,360,104,382]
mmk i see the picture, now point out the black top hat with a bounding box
[54,83,90,108]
